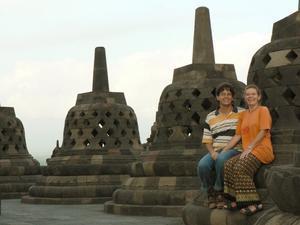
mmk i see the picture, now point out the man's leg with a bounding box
[197,153,216,208]
[197,153,215,192]
[214,149,240,191]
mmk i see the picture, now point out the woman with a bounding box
[222,84,274,215]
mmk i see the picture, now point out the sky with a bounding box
[0,0,297,164]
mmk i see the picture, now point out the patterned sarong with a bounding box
[224,153,261,208]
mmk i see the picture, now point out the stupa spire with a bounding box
[92,47,109,92]
[192,7,215,64]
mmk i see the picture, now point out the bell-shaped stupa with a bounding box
[0,106,41,199]
[104,7,245,217]
[22,47,142,204]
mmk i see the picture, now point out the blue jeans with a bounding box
[197,149,240,192]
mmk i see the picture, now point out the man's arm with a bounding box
[205,143,218,160]
[222,135,241,152]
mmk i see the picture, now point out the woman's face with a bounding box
[244,88,261,107]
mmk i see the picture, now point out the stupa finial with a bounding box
[92,47,109,92]
[192,7,215,64]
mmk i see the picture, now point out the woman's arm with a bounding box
[222,134,241,152]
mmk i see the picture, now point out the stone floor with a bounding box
[0,199,184,225]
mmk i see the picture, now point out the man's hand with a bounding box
[210,151,218,160]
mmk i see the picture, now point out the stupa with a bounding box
[22,47,142,204]
[183,3,300,225]
[104,7,245,217]
[0,107,41,199]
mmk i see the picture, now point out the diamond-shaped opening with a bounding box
[129,111,134,118]
[270,108,279,125]
[262,90,268,103]
[183,100,192,111]
[297,70,300,79]
[1,129,7,136]
[78,129,83,136]
[91,129,98,137]
[169,102,175,111]
[15,145,19,151]
[18,136,22,142]
[192,112,201,124]
[272,72,282,83]
[7,121,12,127]
[164,92,169,100]
[70,112,75,118]
[295,108,300,121]
[211,88,216,97]
[84,119,90,126]
[282,88,296,103]
[286,50,298,62]
[2,144,9,151]
[79,111,85,117]
[113,119,120,127]
[99,140,106,148]
[92,111,98,117]
[167,128,173,137]
[119,111,124,117]
[70,139,76,146]
[98,119,105,128]
[20,129,24,134]
[8,136,13,142]
[106,129,114,137]
[121,130,127,136]
[175,89,182,97]
[132,130,137,136]
[192,89,201,97]
[129,140,134,145]
[252,72,259,84]
[114,139,121,147]
[73,120,78,126]
[83,139,90,147]
[126,120,131,128]
[186,127,192,137]
[262,54,271,65]
[105,111,112,117]
[175,113,182,121]
[201,98,212,111]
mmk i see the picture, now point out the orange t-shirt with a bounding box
[236,106,274,164]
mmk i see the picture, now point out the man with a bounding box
[197,82,243,209]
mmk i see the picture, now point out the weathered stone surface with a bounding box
[265,165,300,215]
[105,7,245,217]
[0,107,41,199]
[22,47,142,204]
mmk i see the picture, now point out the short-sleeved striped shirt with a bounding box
[202,106,244,152]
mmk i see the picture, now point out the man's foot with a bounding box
[240,204,263,216]
[223,200,237,210]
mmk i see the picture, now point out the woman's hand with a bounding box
[240,145,253,159]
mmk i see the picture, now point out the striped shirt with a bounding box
[202,106,244,152]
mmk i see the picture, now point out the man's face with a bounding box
[216,89,233,107]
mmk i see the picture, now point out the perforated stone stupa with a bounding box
[22,47,142,204]
[104,7,245,217]
[0,107,41,199]
[182,4,300,225]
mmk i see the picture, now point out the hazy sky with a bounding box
[0,0,297,164]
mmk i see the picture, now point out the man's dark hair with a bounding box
[215,82,235,97]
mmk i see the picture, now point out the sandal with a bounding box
[216,194,225,209]
[240,204,263,216]
[223,200,237,210]
[208,195,217,209]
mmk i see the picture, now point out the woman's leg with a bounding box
[224,155,240,198]
[232,153,261,209]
